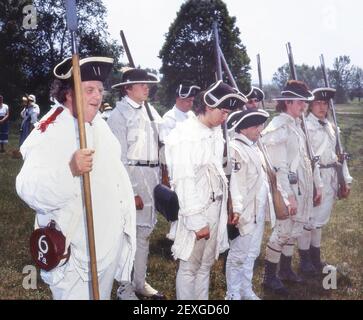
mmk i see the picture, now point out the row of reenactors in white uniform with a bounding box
[16,56,352,300]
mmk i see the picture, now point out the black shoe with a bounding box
[278,254,303,283]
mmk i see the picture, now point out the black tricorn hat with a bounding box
[311,87,336,101]
[227,109,269,132]
[274,80,314,101]
[154,184,179,222]
[246,86,265,102]
[112,68,159,89]
[176,83,201,99]
[53,56,114,82]
[203,80,248,111]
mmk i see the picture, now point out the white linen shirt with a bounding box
[16,106,136,284]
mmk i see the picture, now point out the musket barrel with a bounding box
[320,54,345,157]
[257,54,266,109]
[219,46,237,88]
[213,22,223,81]
[120,30,136,68]
[120,30,155,122]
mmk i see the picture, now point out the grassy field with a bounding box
[0,104,362,300]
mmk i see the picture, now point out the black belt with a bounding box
[129,161,159,168]
[320,163,337,169]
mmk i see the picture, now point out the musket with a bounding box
[64,0,99,299]
[217,40,288,219]
[286,42,320,206]
[257,54,266,109]
[213,22,232,176]
[212,22,240,239]
[320,54,350,198]
[119,30,166,182]
[120,30,155,122]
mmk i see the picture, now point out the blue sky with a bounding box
[103,0,362,83]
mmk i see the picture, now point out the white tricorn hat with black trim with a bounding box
[311,87,336,101]
[203,80,248,110]
[53,56,114,82]
[227,108,269,132]
[176,83,201,99]
[246,86,265,102]
[273,80,314,101]
[111,68,159,89]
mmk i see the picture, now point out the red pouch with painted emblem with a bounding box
[29,220,70,271]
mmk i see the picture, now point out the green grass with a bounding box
[0,104,362,300]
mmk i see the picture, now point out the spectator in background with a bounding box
[19,94,40,146]
[0,95,10,153]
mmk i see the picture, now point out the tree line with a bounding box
[271,56,363,104]
[0,0,361,121]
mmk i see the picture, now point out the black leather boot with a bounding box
[263,260,289,296]
[310,246,326,273]
[278,254,303,283]
[299,249,317,277]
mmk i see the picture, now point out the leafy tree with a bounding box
[0,0,30,117]
[272,63,324,90]
[328,55,352,104]
[349,66,363,102]
[272,64,290,90]
[159,0,250,107]
[0,0,121,118]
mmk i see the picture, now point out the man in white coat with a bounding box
[16,56,136,300]
[161,82,200,139]
[225,108,273,300]
[297,87,353,276]
[108,68,165,300]
[160,82,200,238]
[261,80,323,295]
[165,80,248,300]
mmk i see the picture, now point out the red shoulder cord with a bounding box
[38,107,64,133]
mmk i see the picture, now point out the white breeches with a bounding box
[297,175,336,250]
[225,208,265,299]
[265,218,305,263]
[130,166,160,227]
[176,200,221,300]
[306,182,335,229]
[49,252,120,300]
[133,225,153,292]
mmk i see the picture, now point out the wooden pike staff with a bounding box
[65,0,99,300]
